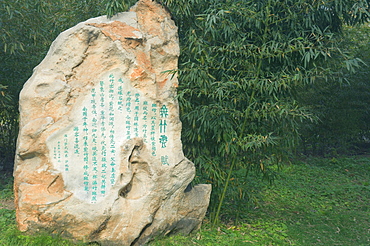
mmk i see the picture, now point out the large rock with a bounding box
[13,1,211,245]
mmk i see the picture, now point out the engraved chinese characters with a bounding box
[48,72,173,203]
[14,1,211,245]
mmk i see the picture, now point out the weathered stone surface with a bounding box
[14,1,211,245]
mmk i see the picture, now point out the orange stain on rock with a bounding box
[88,21,140,42]
[134,0,166,37]
[130,51,154,81]
[136,51,153,72]
[130,67,147,81]
[157,78,168,89]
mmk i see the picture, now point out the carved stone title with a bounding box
[14,1,211,245]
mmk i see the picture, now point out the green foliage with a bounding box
[101,0,370,224]
[299,24,370,156]
[0,0,107,170]
[0,0,369,227]
[105,0,136,17]
[153,0,369,224]
[0,0,108,92]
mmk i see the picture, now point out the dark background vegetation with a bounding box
[298,25,370,156]
[0,0,369,226]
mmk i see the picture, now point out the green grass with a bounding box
[151,156,370,246]
[247,156,370,246]
[1,156,370,245]
[0,172,13,200]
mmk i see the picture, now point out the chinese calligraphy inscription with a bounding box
[48,72,172,203]
[14,2,211,245]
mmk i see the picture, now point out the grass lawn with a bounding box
[1,156,369,245]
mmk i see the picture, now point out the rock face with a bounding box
[13,1,211,245]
